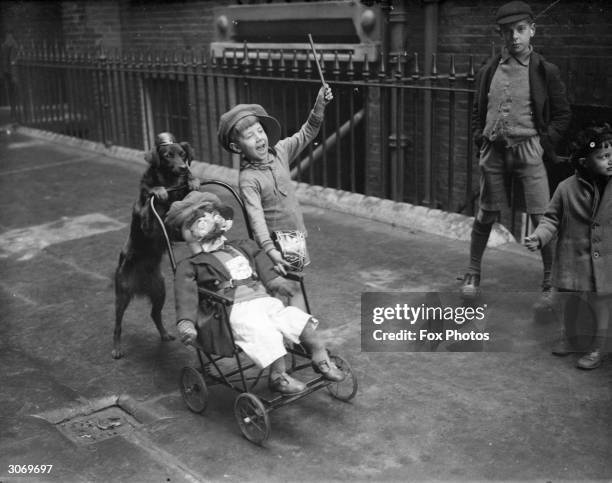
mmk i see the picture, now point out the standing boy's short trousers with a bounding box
[229,296,315,368]
[478,135,550,214]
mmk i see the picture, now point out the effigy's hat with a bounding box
[217,104,281,153]
[164,191,234,240]
[495,1,533,25]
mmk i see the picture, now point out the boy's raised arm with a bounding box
[276,85,333,163]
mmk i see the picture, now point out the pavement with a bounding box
[0,113,611,482]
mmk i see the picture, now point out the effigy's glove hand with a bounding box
[177,320,197,346]
[523,235,540,252]
[267,248,291,276]
[267,276,295,299]
[187,176,201,192]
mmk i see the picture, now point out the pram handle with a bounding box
[198,287,233,306]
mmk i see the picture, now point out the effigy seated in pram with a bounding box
[150,180,358,445]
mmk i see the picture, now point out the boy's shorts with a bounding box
[229,296,315,368]
[478,135,549,214]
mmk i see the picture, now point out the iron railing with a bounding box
[16,41,580,238]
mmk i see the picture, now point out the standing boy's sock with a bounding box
[531,213,554,290]
[467,219,493,275]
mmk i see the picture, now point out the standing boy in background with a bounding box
[460,1,571,309]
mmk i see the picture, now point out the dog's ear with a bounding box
[144,148,160,167]
[179,142,195,164]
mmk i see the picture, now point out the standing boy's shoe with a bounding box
[533,287,555,313]
[460,273,481,300]
[576,349,606,370]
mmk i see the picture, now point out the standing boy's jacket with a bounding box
[471,51,571,163]
[531,166,612,293]
[173,239,278,355]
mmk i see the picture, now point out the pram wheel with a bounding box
[234,392,270,445]
[326,355,358,402]
[180,366,209,413]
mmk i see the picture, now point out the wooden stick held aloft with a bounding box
[307,33,326,86]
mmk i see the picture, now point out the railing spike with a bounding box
[362,52,370,81]
[278,49,286,76]
[378,50,386,80]
[431,53,438,79]
[449,54,456,81]
[411,52,420,80]
[292,49,299,77]
[467,54,475,81]
[232,47,239,70]
[347,51,355,80]
[333,50,340,78]
[318,51,325,78]
[254,49,262,74]
[395,54,403,81]
[242,41,250,73]
[304,48,312,78]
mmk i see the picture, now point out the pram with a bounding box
[150,180,358,445]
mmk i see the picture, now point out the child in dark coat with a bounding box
[525,123,612,369]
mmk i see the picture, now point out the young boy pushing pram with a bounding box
[165,191,345,395]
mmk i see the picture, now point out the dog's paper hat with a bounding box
[155,132,176,147]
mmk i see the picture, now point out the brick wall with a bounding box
[62,1,122,49]
[437,0,612,106]
[1,1,63,47]
[119,0,231,51]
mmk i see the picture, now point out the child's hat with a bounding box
[165,191,234,240]
[495,1,533,25]
[571,122,612,160]
[217,104,281,153]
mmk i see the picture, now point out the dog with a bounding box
[112,132,201,359]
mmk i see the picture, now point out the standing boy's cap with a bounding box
[495,1,533,25]
[217,104,281,153]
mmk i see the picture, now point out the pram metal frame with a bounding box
[150,180,357,445]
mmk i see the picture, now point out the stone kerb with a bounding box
[15,125,515,247]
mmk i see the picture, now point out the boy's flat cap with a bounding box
[217,104,281,153]
[496,1,533,25]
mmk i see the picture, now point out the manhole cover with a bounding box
[56,405,139,445]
